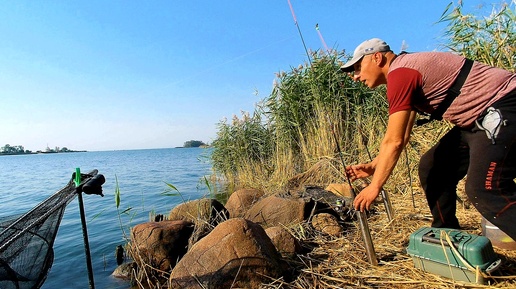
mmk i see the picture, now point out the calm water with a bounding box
[0,148,214,289]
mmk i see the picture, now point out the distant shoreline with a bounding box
[0,146,213,155]
[0,150,87,156]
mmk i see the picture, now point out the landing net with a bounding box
[0,170,99,289]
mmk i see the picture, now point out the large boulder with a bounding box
[244,195,313,227]
[225,188,264,218]
[130,220,194,271]
[169,218,284,289]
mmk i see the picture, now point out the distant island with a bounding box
[0,144,86,156]
[177,140,209,148]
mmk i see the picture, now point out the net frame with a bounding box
[0,170,99,289]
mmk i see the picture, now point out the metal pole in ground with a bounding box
[78,191,95,289]
[75,168,95,289]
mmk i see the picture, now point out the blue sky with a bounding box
[0,1,493,151]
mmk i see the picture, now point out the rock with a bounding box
[112,262,136,279]
[130,220,194,271]
[311,213,344,237]
[325,183,353,198]
[265,226,302,258]
[168,198,229,226]
[169,218,284,289]
[244,195,313,227]
[225,188,264,218]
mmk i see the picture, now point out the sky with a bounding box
[0,1,497,151]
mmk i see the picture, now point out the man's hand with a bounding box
[350,110,415,211]
[346,163,375,181]
[353,184,380,212]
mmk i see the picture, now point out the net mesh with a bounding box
[0,170,98,289]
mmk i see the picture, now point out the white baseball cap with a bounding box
[340,38,391,72]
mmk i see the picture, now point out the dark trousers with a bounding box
[418,91,516,239]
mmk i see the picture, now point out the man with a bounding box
[341,38,516,239]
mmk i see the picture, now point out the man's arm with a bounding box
[403,110,417,146]
[353,109,416,211]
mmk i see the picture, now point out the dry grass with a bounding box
[260,181,516,289]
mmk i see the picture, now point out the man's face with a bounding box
[352,53,381,88]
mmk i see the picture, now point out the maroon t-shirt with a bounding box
[387,52,516,127]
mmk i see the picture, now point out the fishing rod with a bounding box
[286,0,377,266]
[328,117,378,266]
[75,168,105,289]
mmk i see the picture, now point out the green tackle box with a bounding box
[407,227,501,284]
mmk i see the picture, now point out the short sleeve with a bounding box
[387,67,423,115]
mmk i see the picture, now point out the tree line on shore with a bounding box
[182,140,208,148]
[0,144,83,155]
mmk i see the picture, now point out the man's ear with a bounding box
[375,52,388,66]
[372,52,381,65]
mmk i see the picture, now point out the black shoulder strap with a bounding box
[431,58,474,120]
[416,58,474,125]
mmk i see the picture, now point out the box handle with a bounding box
[422,230,462,247]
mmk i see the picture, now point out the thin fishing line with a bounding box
[315,23,330,53]
[178,35,296,83]
[355,117,373,161]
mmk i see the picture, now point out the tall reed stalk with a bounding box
[439,1,515,71]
